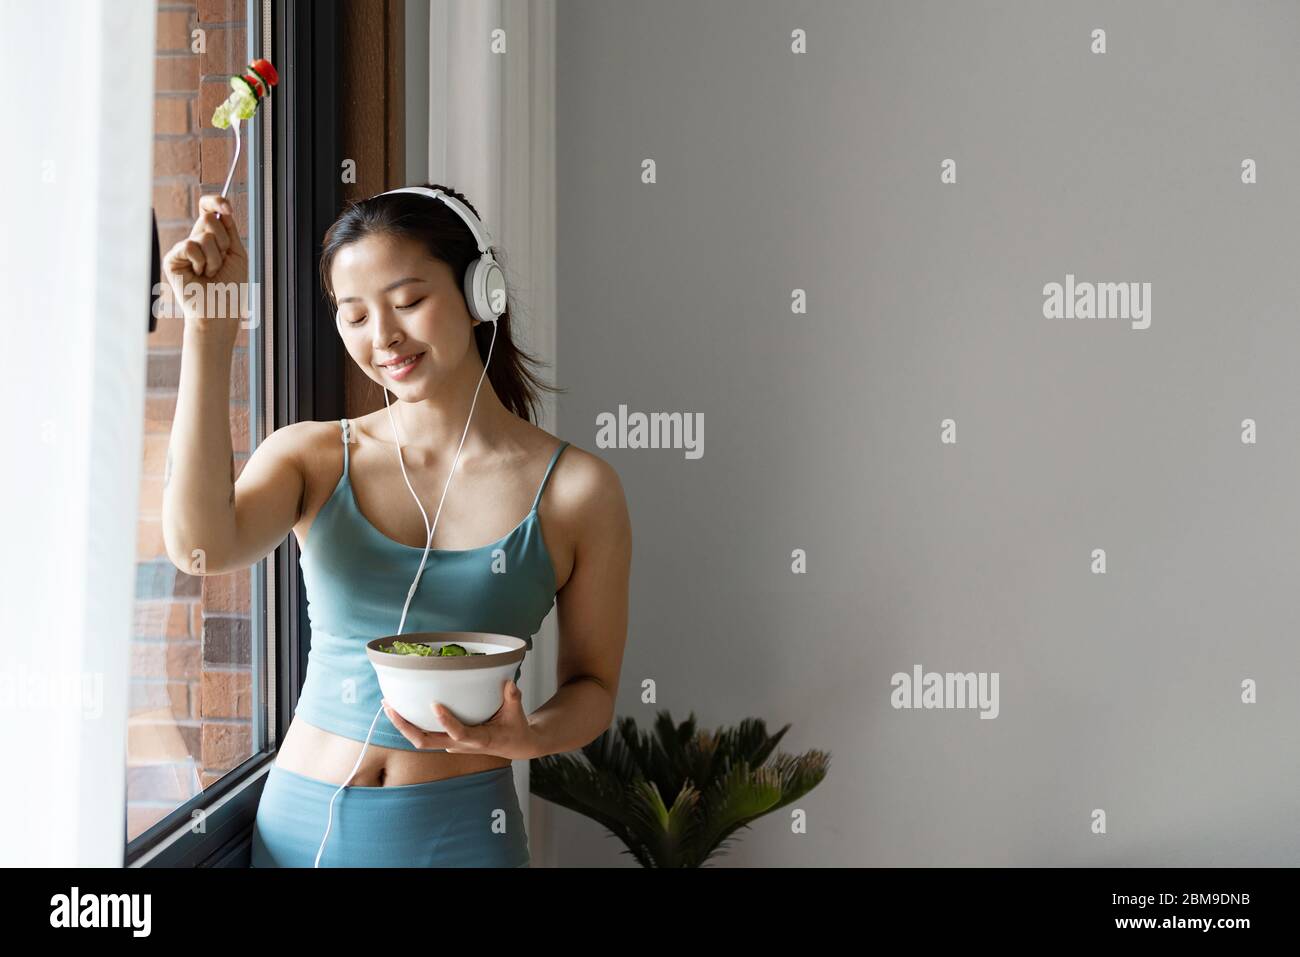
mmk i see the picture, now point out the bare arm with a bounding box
[526,452,632,756]
[160,194,305,576]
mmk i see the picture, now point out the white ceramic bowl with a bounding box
[366,632,527,732]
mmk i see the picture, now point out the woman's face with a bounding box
[330,232,478,396]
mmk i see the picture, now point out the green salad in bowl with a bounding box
[367,632,526,732]
[381,641,486,657]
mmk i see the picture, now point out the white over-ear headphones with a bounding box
[375,186,508,324]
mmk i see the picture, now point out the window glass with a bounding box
[130,0,269,844]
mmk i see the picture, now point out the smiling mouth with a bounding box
[379,353,426,381]
[380,352,425,375]
[383,354,419,368]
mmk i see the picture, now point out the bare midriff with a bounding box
[274,715,510,787]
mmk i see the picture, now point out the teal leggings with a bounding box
[250,763,530,868]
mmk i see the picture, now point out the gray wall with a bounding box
[553,0,1300,865]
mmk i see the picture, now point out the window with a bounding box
[129,0,272,847]
[126,0,344,868]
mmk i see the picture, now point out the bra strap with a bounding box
[531,441,569,512]
[339,419,350,477]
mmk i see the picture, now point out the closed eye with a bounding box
[339,297,423,325]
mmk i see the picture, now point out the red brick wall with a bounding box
[131,0,257,843]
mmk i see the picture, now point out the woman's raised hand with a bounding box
[161,193,249,326]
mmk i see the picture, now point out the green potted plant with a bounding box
[529,710,830,867]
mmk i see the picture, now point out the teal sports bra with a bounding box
[293,418,569,750]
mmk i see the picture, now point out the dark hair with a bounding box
[319,182,563,425]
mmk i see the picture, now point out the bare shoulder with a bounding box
[247,419,347,520]
[548,439,632,549]
[257,419,343,475]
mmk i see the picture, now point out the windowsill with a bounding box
[127,750,278,868]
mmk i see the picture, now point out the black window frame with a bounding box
[127,0,344,869]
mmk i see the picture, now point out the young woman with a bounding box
[161,184,631,867]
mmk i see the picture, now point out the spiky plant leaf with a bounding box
[530,710,830,867]
[622,778,704,867]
